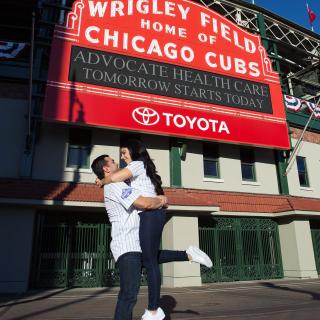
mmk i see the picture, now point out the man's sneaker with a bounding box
[186,245,213,268]
[141,307,165,320]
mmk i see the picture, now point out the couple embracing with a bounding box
[91,139,212,320]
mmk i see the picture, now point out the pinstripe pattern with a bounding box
[127,161,157,197]
[104,182,142,262]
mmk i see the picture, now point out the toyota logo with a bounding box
[132,107,160,126]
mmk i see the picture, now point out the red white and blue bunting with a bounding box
[284,95,320,119]
[0,41,26,59]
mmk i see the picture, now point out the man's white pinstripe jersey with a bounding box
[103,182,142,262]
[127,161,156,197]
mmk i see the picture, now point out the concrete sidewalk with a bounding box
[1,278,320,320]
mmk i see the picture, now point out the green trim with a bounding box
[287,111,320,132]
[311,228,320,274]
[170,139,182,187]
[272,43,281,73]
[257,14,268,48]
[274,150,289,195]
[256,14,291,194]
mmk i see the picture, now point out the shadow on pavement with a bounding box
[160,295,199,320]
[261,282,320,300]
[0,288,75,307]
[0,287,113,320]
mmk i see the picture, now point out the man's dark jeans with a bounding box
[114,252,142,320]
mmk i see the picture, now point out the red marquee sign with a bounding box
[43,0,290,149]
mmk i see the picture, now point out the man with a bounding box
[91,154,212,320]
[91,154,167,320]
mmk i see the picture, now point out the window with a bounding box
[240,148,256,181]
[203,143,220,178]
[296,156,309,187]
[66,128,91,169]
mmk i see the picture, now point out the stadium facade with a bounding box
[0,0,320,293]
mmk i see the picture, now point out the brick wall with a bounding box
[290,127,320,144]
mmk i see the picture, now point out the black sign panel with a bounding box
[69,45,273,114]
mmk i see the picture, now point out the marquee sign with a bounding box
[43,0,290,149]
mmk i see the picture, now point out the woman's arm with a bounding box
[110,168,133,182]
[96,168,133,187]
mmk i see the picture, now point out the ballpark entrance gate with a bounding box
[199,217,283,282]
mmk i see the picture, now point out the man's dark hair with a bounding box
[91,154,109,179]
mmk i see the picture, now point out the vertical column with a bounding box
[0,208,35,292]
[162,216,202,287]
[257,13,290,195]
[257,13,269,49]
[274,150,289,195]
[278,218,318,278]
[170,139,182,187]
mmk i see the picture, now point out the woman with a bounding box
[97,139,212,320]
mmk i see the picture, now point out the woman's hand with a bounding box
[95,177,104,188]
[95,176,112,187]
[157,195,168,208]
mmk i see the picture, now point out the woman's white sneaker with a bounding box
[186,245,213,268]
[141,307,165,320]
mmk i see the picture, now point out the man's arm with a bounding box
[104,183,167,211]
[133,195,167,210]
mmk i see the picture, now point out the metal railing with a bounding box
[31,221,120,288]
[199,217,283,282]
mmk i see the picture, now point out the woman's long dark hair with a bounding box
[121,139,164,195]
